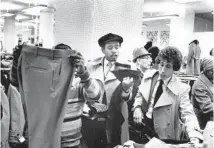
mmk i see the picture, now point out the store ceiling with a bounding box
[0,0,213,26]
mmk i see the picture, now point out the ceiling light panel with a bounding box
[143,14,179,21]
[15,14,29,20]
[22,5,47,15]
[0,2,24,10]
[0,13,14,17]
[174,0,203,3]
[12,0,48,5]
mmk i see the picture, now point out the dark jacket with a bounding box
[191,74,213,129]
[10,45,23,88]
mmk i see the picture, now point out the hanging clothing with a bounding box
[7,84,25,144]
[186,45,201,75]
[1,86,10,148]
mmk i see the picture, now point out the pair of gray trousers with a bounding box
[17,45,76,148]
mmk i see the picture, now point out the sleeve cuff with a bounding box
[76,68,90,83]
[188,130,203,140]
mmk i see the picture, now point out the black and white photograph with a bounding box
[0,0,213,148]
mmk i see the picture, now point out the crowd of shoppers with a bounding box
[1,33,213,148]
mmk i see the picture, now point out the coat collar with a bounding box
[89,57,117,82]
[154,74,178,108]
[89,57,104,66]
[165,74,179,96]
[144,71,179,96]
[199,74,213,95]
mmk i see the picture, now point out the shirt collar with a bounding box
[158,75,172,87]
[157,74,179,95]
[137,67,145,74]
[104,58,115,68]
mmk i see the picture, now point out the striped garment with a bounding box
[61,85,85,148]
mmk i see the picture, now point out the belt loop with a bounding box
[33,46,38,57]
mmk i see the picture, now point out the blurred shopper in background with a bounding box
[148,46,160,70]
[191,58,213,130]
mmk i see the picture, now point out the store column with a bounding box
[39,8,55,48]
[50,0,145,61]
[4,16,16,53]
[169,8,195,56]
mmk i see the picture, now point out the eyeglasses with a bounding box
[139,55,151,60]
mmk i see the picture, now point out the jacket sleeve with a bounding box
[76,69,101,100]
[192,84,213,115]
[132,90,143,110]
[179,84,203,140]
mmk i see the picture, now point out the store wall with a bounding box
[51,0,145,62]
[142,21,170,50]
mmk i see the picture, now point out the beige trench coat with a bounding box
[87,57,132,146]
[186,45,201,75]
[133,72,203,140]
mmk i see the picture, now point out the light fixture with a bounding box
[142,24,147,28]
[22,5,48,15]
[15,14,29,20]
[15,22,35,26]
[19,28,32,32]
[211,11,214,14]
[0,13,14,17]
[166,23,170,26]
[143,14,179,21]
[0,2,24,10]
[174,0,202,3]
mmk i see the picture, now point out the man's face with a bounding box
[102,41,120,62]
[158,59,174,80]
[137,55,152,70]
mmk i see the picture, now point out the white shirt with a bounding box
[103,58,115,77]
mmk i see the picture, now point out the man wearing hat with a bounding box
[82,33,134,147]
[132,47,152,74]
[129,47,156,142]
[186,39,201,75]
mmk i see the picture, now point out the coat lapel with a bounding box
[88,57,105,82]
[154,93,173,108]
[154,75,177,108]
[105,70,117,83]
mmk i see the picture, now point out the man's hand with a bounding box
[123,140,135,148]
[133,107,143,124]
[190,137,200,147]
[73,58,86,74]
[122,77,134,92]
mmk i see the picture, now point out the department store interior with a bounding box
[0,0,214,148]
